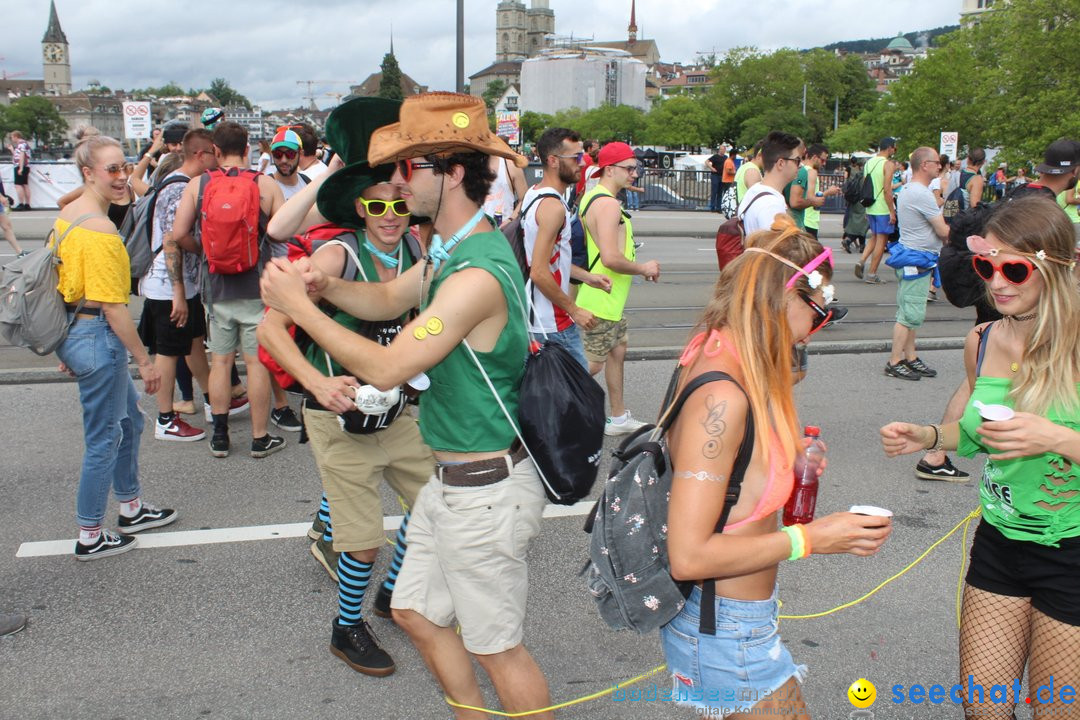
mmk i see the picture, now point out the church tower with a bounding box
[42,0,71,95]
[628,0,638,43]
[495,1,528,61]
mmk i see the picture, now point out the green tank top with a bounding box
[418,230,527,453]
[576,185,635,322]
[1057,185,1080,224]
[958,375,1080,546]
[865,155,889,216]
[805,172,822,230]
[734,161,753,203]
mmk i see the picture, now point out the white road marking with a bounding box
[15,500,597,558]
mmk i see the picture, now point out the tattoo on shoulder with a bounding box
[674,470,726,483]
[701,395,727,459]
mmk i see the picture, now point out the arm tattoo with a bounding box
[675,470,727,483]
[164,234,183,285]
[701,395,727,459]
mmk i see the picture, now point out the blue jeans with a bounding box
[709,173,722,211]
[626,189,640,210]
[55,315,144,527]
[530,324,588,371]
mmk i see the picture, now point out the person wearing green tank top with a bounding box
[734,140,765,204]
[788,143,841,238]
[578,141,662,437]
[881,197,1080,719]
[261,93,555,719]
[855,137,898,284]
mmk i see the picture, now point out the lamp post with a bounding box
[456,0,465,93]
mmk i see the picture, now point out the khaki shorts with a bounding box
[205,298,264,356]
[390,457,547,655]
[582,316,629,363]
[894,272,932,329]
[303,408,434,553]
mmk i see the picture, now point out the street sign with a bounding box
[496,111,520,146]
[122,102,152,140]
[939,131,958,160]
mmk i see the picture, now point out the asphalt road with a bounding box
[0,211,974,378]
[3,350,1006,720]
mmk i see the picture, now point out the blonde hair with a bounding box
[694,215,832,464]
[73,135,123,182]
[74,125,101,142]
[984,196,1080,415]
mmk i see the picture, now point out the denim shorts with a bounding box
[660,585,806,717]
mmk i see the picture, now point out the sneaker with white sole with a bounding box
[250,434,286,458]
[915,456,970,482]
[604,412,647,436]
[154,415,206,442]
[310,537,339,582]
[271,406,302,432]
[204,395,251,422]
[118,504,178,534]
[74,530,137,561]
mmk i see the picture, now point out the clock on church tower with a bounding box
[44,43,65,64]
[41,0,72,95]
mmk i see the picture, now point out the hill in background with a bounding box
[818,25,960,54]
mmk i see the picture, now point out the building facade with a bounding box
[41,0,71,95]
[520,49,647,115]
[495,0,556,62]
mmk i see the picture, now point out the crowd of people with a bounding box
[6,94,1080,720]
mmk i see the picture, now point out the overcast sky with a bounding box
[5,0,961,110]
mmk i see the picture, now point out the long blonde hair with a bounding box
[984,196,1080,415]
[694,215,832,463]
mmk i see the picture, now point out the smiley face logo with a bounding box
[413,327,429,341]
[425,317,444,335]
[452,112,470,129]
[847,679,876,709]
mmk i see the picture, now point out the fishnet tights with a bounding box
[960,585,1080,719]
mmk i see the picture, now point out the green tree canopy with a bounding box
[519,111,554,145]
[481,79,508,110]
[378,53,404,101]
[208,77,251,109]
[643,96,711,147]
[1,96,67,146]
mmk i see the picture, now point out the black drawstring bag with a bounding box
[518,341,605,504]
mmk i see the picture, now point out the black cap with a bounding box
[162,121,188,145]
[879,137,897,150]
[1035,139,1080,175]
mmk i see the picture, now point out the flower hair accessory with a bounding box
[967,234,1075,268]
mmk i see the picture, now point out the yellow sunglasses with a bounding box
[358,198,410,217]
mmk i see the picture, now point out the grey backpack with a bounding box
[584,370,754,635]
[119,174,190,290]
[0,213,98,355]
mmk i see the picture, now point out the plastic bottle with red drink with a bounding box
[783,426,824,526]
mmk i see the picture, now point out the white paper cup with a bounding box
[849,505,894,517]
[975,401,1014,422]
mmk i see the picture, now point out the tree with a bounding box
[519,111,553,145]
[1,96,67,147]
[378,52,404,101]
[643,96,711,146]
[208,78,251,109]
[481,79,508,111]
[570,105,647,144]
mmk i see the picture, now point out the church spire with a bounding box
[42,0,68,44]
[628,0,638,43]
[390,23,395,56]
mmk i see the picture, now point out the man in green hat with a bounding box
[259,97,434,678]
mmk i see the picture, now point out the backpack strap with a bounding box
[54,213,108,317]
[974,321,995,378]
[580,191,623,272]
[735,189,767,224]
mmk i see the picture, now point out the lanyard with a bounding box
[428,209,485,272]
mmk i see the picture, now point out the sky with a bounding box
[5,0,962,111]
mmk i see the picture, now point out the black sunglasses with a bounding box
[799,293,833,336]
[396,159,437,181]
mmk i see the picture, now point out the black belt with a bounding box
[66,305,101,317]
[438,441,528,487]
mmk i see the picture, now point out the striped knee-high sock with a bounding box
[336,553,373,627]
[382,511,410,592]
[319,495,333,543]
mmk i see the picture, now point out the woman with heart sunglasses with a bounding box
[663,216,892,719]
[882,195,1080,720]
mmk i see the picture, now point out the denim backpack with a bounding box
[584,370,755,635]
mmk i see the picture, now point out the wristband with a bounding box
[781,524,808,561]
[928,424,944,452]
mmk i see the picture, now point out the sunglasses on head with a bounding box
[971,255,1036,285]
[799,293,833,337]
[358,198,409,218]
[272,148,298,160]
[396,159,437,182]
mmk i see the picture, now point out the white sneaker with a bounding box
[604,411,647,436]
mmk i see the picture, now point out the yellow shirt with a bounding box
[53,218,130,304]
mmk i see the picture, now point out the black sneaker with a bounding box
[330,620,396,676]
[74,530,137,561]
[251,434,286,458]
[915,456,970,482]
[884,361,921,381]
[823,305,849,327]
[905,357,938,378]
[210,432,230,458]
[270,406,302,432]
[372,584,393,619]
[118,504,178,534]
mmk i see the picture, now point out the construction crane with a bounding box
[0,57,28,81]
[296,80,355,109]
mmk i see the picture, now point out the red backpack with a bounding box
[714,191,766,271]
[197,168,264,274]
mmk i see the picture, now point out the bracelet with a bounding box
[781,525,808,561]
[928,424,944,452]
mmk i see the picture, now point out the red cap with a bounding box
[597,141,636,168]
[803,426,821,437]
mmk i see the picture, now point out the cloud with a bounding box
[5,0,961,110]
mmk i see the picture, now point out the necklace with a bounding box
[363,236,402,269]
[427,209,485,271]
[1012,311,1037,322]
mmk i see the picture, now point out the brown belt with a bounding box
[438,442,528,487]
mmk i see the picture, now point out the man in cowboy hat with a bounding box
[258,97,434,679]
[260,92,553,719]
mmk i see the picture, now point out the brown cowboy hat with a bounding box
[368,92,527,169]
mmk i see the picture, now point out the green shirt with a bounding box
[804,171,822,230]
[418,230,527,453]
[576,185,636,322]
[958,376,1080,546]
[734,161,753,203]
[865,155,890,217]
[1057,183,1080,224]
[783,166,809,229]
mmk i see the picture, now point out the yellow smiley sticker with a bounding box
[425,317,444,335]
[452,112,470,129]
[847,679,876,709]
[413,327,429,341]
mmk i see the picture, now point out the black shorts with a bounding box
[13,166,30,186]
[138,296,207,357]
[966,520,1080,626]
[805,227,819,239]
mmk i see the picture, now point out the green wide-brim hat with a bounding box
[317,97,403,229]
